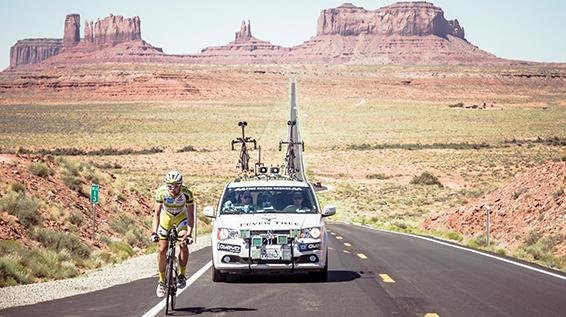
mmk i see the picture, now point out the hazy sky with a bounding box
[1,0,565,69]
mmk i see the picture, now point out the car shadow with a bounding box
[225,270,360,284]
[173,306,257,315]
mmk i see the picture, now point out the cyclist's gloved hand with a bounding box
[184,236,193,245]
[150,232,159,243]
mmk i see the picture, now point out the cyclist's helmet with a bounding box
[164,170,183,185]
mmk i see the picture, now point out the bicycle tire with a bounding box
[241,146,250,171]
[165,248,175,315]
[171,258,178,311]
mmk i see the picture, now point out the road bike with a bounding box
[231,121,257,173]
[164,226,193,315]
[164,226,179,315]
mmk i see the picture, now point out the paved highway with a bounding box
[2,223,565,316]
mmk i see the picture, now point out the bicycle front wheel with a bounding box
[165,253,176,314]
[171,259,178,310]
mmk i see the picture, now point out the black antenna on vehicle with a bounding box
[254,145,265,176]
[231,121,257,173]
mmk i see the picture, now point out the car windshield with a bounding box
[220,186,317,214]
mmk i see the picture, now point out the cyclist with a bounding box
[150,170,195,297]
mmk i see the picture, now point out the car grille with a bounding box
[250,230,290,245]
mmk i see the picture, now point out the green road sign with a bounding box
[90,184,99,204]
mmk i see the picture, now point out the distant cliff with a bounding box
[317,2,464,38]
[7,2,515,69]
[9,13,143,68]
[10,39,63,67]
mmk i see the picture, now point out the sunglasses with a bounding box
[293,197,303,200]
[243,196,251,199]
[167,184,181,189]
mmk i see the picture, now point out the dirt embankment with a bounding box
[0,154,153,249]
[423,161,565,257]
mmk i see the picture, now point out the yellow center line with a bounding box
[343,242,351,247]
[425,314,440,317]
[336,236,343,240]
[343,250,351,254]
[378,274,395,283]
[356,253,367,259]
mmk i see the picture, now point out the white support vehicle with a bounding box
[204,178,336,282]
[205,79,335,281]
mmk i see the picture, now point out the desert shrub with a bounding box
[347,142,491,151]
[110,241,135,261]
[47,205,67,221]
[19,248,78,280]
[0,240,78,286]
[110,214,137,235]
[62,174,83,192]
[68,210,84,226]
[8,181,26,193]
[93,161,122,169]
[116,193,126,202]
[28,162,53,178]
[496,248,507,256]
[177,145,197,152]
[392,221,408,230]
[124,226,150,249]
[467,233,489,248]
[99,235,113,247]
[95,251,117,264]
[347,143,373,151]
[552,187,564,199]
[524,230,542,246]
[78,162,110,184]
[58,157,80,176]
[17,147,163,156]
[0,191,43,227]
[366,173,390,180]
[448,102,464,108]
[410,171,443,187]
[30,228,91,258]
[445,231,464,242]
[512,187,528,200]
[110,213,150,250]
[0,256,32,286]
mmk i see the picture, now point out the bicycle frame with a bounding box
[231,121,257,172]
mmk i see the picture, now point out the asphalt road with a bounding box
[2,223,566,317]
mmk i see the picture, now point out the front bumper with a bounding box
[213,238,326,273]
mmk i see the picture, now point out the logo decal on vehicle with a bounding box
[218,243,241,253]
[298,242,320,251]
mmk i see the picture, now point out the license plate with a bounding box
[260,246,280,260]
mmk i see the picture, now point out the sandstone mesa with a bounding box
[7,2,516,70]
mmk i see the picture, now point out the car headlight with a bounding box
[217,228,239,240]
[301,227,321,239]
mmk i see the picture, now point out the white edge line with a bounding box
[141,260,213,317]
[346,222,566,282]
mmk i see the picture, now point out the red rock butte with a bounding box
[7,2,519,70]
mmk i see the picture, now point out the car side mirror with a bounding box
[322,205,336,217]
[204,206,216,218]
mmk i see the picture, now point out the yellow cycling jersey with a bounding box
[155,184,194,216]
